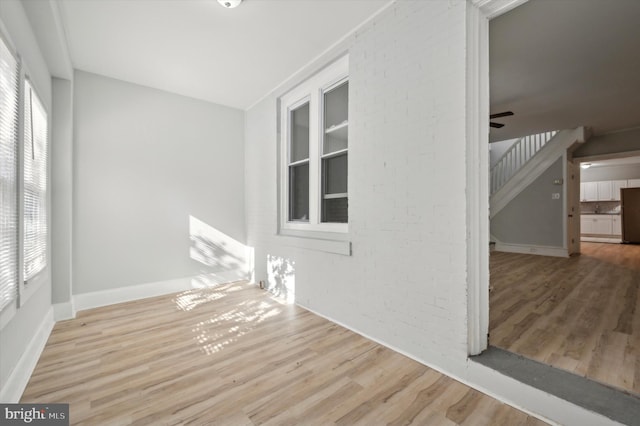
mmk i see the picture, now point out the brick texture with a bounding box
[245,0,469,372]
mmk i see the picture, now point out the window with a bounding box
[23,80,48,281]
[280,55,349,233]
[0,36,19,311]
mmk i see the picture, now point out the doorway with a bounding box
[483,0,640,397]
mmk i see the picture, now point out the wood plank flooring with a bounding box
[21,282,545,425]
[490,242,640,395]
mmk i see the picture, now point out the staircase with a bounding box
[490,127,587,219]
[491,131,557,195]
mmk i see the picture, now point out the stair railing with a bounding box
[490,131,557,195]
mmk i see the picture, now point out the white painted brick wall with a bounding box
[245,0,469,374]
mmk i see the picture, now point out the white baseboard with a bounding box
[580,236,621,244]
[0,307,55,403]
[494,242,568,258]
[53,300,76,321]
[73,269,248,312]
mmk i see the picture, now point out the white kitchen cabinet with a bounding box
[596,181,613,201]
[581,214,613,235]
[612,216,622,236]
[581,215,594,234]
[582,180,630,201]
[583,182,598,201]
[628,179,640,188]
[594,216,613,235]
[611,180,627,201]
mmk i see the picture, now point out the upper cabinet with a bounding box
[581,179,634,201]
[582,182,599,201]
[596,181,612,201]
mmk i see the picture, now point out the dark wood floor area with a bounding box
[490,242,640,395]
[21,282,545,425]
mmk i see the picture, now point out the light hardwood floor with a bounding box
[22,282,545,425]
[490,242,640,395]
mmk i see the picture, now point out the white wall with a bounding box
[0,0,53,400]
[581,162,640,182]
[246,0,469,374]
[73,71,247,295]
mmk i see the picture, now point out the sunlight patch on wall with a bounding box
[189,215,254,284]
[267,255,295,304]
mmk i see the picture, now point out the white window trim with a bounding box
[279,55,349,234]
[0,29,20,325]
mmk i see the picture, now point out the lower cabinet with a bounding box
[612,216,622,236]
[581,214,615,236]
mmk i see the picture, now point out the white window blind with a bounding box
[23,80,48,281]
[0,37,19,310]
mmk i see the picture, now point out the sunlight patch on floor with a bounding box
[185,291,283,355]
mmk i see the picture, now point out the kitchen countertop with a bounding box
[581,212,620,215]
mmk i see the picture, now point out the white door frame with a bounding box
[466,0,530,356]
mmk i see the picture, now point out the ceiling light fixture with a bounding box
[218,0,242,8]
[581,163,591,169]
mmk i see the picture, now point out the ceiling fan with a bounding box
[490,111,514,128]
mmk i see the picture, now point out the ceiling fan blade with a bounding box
[490,111,514,119]
[490,122,505,128]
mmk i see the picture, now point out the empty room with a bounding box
[0,0,637,425]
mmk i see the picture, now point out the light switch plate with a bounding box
[552,193,560,199]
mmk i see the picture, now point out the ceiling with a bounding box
[56,0,391,110]
[489,0,640,142]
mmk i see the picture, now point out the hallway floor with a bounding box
[490,242,640,395]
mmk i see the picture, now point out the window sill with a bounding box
[277,231,351,256]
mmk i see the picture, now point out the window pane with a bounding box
[322,153,348,223]
[289,163,309,221]
[290,102,309,163]
[324,81,348,130]
[323,153,347,194]
[324,125,348,154]
[23,81,48,281]
[0,37,19,310]
[322,197,348,223]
